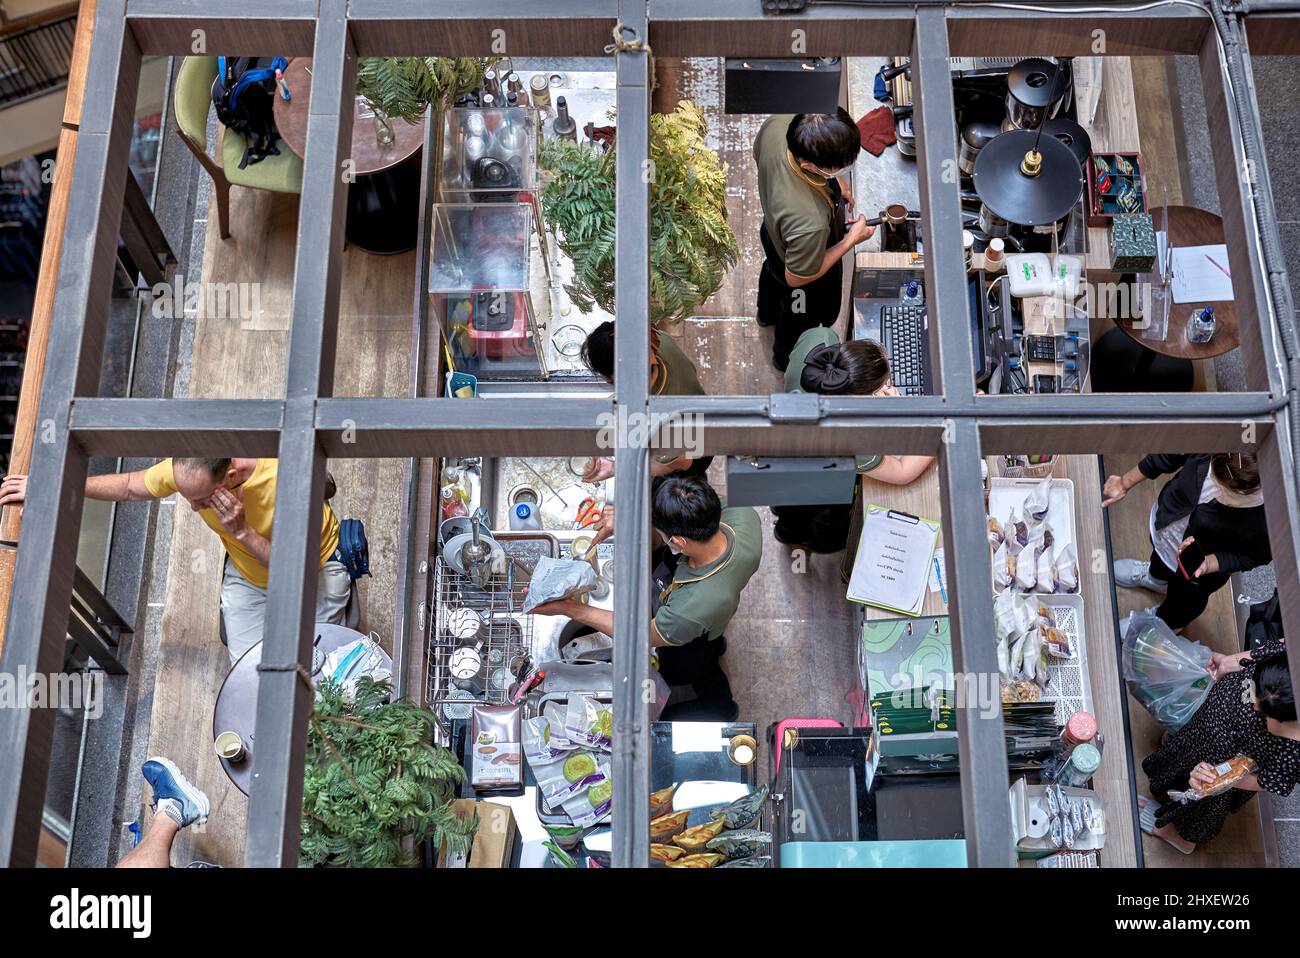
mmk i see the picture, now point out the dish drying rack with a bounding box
[428,533,556,728]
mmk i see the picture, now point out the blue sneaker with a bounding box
[142,757,210,828]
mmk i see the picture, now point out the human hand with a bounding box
[846,214,876,246]
[582,456,615,483]
[1101,474,1128,507]
[1190,762,1218,790]
[208,487,248,538]
[1179,537,1219,578]
[1207,651,1246,681]
[590,503,615,547]
[0,474,28,507]
[531,598,577,617]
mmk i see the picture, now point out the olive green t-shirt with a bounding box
[654,506,763,646]
[783,326,884,475]
[753,114,836,279]
[652,330,705,397]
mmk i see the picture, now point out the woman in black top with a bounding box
[1140,644,1299,853]
[1103,453,1269,630]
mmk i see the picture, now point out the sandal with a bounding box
[1137,796,1195,855]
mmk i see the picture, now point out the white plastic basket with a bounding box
[988,476,1081,602]
[1029,592,1092,724]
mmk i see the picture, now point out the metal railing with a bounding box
[0,3,77,108]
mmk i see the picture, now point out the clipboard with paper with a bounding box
[847,503,941,616]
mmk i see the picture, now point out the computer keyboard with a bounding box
[880,304,927,396]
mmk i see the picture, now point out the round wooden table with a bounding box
[1111,206,1239,360]
[272,57,428,254]
[1094,205,1239,392]
[212,623,373,795]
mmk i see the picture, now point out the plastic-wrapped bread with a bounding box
[993,540,1012,590]
[987,513,1006,548]
[1040,521,1055,555]
[1024,476,1053,523]
[1006,508,1030,555]
[1013,545,1037,592]
[1036,546,1057,594]
[1055,542,1079,593]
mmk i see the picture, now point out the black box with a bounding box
[724,57,841,114]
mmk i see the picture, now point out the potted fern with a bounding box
[539,101,738,327]
[356,56,488,126]
[300,677,475,868]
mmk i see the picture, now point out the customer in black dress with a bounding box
[1140,643,1299,853]
[1104,453,1269,630]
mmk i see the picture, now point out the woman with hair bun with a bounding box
[770,325,935,559]
[1140,644,1299,854]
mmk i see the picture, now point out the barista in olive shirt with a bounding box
[754,109,874,371]
[579,321,712,482]
[773,326,935,557]
[531,475,763,721]
[580,320,704,397]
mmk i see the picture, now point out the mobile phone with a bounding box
[1177,539,1207,579]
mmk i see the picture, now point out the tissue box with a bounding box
[1108,213,1157,272]
[1009,777,1106,857]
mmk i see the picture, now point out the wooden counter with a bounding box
[845,55,1143,865]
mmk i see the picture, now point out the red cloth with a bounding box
[857,106,897,157]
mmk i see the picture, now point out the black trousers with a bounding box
[757,223,844,370]
[1148,551,1231,631]
[656,635,737,721]
[771,501,853,553]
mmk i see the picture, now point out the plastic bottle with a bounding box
[510,502,541,530]
[1187,305,1216,344]
[441,486,468,521]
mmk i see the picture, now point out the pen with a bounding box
[1205,254,1231,280]
[933,556,948,604]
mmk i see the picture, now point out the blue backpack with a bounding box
[335,518,371,582]
[211,56,287,169]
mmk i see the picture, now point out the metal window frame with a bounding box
[2,0,1299,868]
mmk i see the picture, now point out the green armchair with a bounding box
[173,56,304,240]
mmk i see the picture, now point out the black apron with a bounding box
[757,178,848,368]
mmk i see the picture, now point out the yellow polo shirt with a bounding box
[143,458,339,588]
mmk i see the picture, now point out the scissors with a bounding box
[574,497,603,530]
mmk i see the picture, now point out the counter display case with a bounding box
[440,106,540,203]
[429,202,544,380]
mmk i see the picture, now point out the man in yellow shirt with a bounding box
[0,457,349,662]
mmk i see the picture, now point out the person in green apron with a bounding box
[775,326,935,571]
[754,110,875,371]
[579,321,713,482]
[580,321,705,397]
[531,475,763,721]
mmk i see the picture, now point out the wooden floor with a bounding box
[141,186,414,867]
[660,58,861,776]
[1104,454,1272,867]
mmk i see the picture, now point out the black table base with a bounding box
[1091,327,1194,393]
[345,152,422,255]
